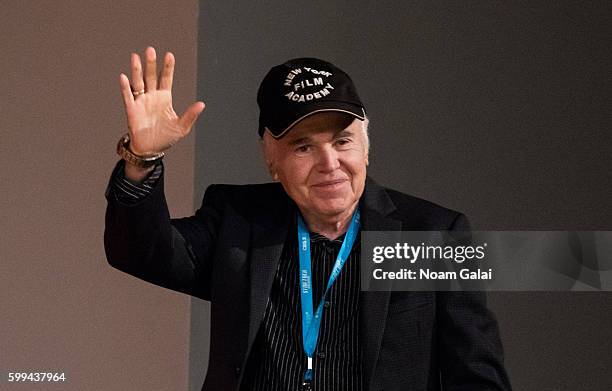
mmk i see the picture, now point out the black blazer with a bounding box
[104,165,511,391]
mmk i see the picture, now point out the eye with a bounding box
[295,144,311,153]
[335,138,352,147]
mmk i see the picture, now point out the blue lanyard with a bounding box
[297,208,360,383]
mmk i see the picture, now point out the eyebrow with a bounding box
[335,129,355,138]
[287,136,312,146]
[286,129,356,146]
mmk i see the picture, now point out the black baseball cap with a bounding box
[257,58,366,138]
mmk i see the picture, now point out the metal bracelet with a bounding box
[116,133,164,168]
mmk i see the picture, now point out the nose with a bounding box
[316,145,340,173]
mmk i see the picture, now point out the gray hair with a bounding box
[362,115,370,152]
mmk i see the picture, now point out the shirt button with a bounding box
[235,366,241,376]
[324,301,331,308]
[317,352,326,359]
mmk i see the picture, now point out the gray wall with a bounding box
[1,1,199,390]
[194,1,611,390]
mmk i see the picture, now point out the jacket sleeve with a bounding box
[104,160,223,301]
[436,213,512,390]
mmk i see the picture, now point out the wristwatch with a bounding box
[116,133,164,168]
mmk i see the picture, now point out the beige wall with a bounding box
[1,1,198,389]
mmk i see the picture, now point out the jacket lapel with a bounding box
[359,176,402,390]
[246,187,293,353]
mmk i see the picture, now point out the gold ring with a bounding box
[132,89,145,97]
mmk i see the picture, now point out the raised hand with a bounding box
[119,46,205,157]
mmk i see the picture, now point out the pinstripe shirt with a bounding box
[112,161,363,390]
[244,224,363,391]
[111,161,163,204]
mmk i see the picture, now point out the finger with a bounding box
[178,101,206,135]
[119,73,134,106]
[130,53,145,93]
[158,52,175,90]
[144,46,157,91]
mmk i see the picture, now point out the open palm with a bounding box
[119,47,204,156]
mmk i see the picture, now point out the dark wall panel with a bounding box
[195,1,611,390]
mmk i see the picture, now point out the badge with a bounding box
[301,379,313,391]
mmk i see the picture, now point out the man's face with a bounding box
[263,112,369,218]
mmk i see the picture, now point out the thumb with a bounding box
[178,101,205,135]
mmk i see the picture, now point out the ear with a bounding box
[264,152,278,180]
[265,158,279,181]
[260,135,279,181]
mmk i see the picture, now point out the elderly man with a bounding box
[105,47,511,391]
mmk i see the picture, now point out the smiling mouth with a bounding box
[312,179,348,188]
